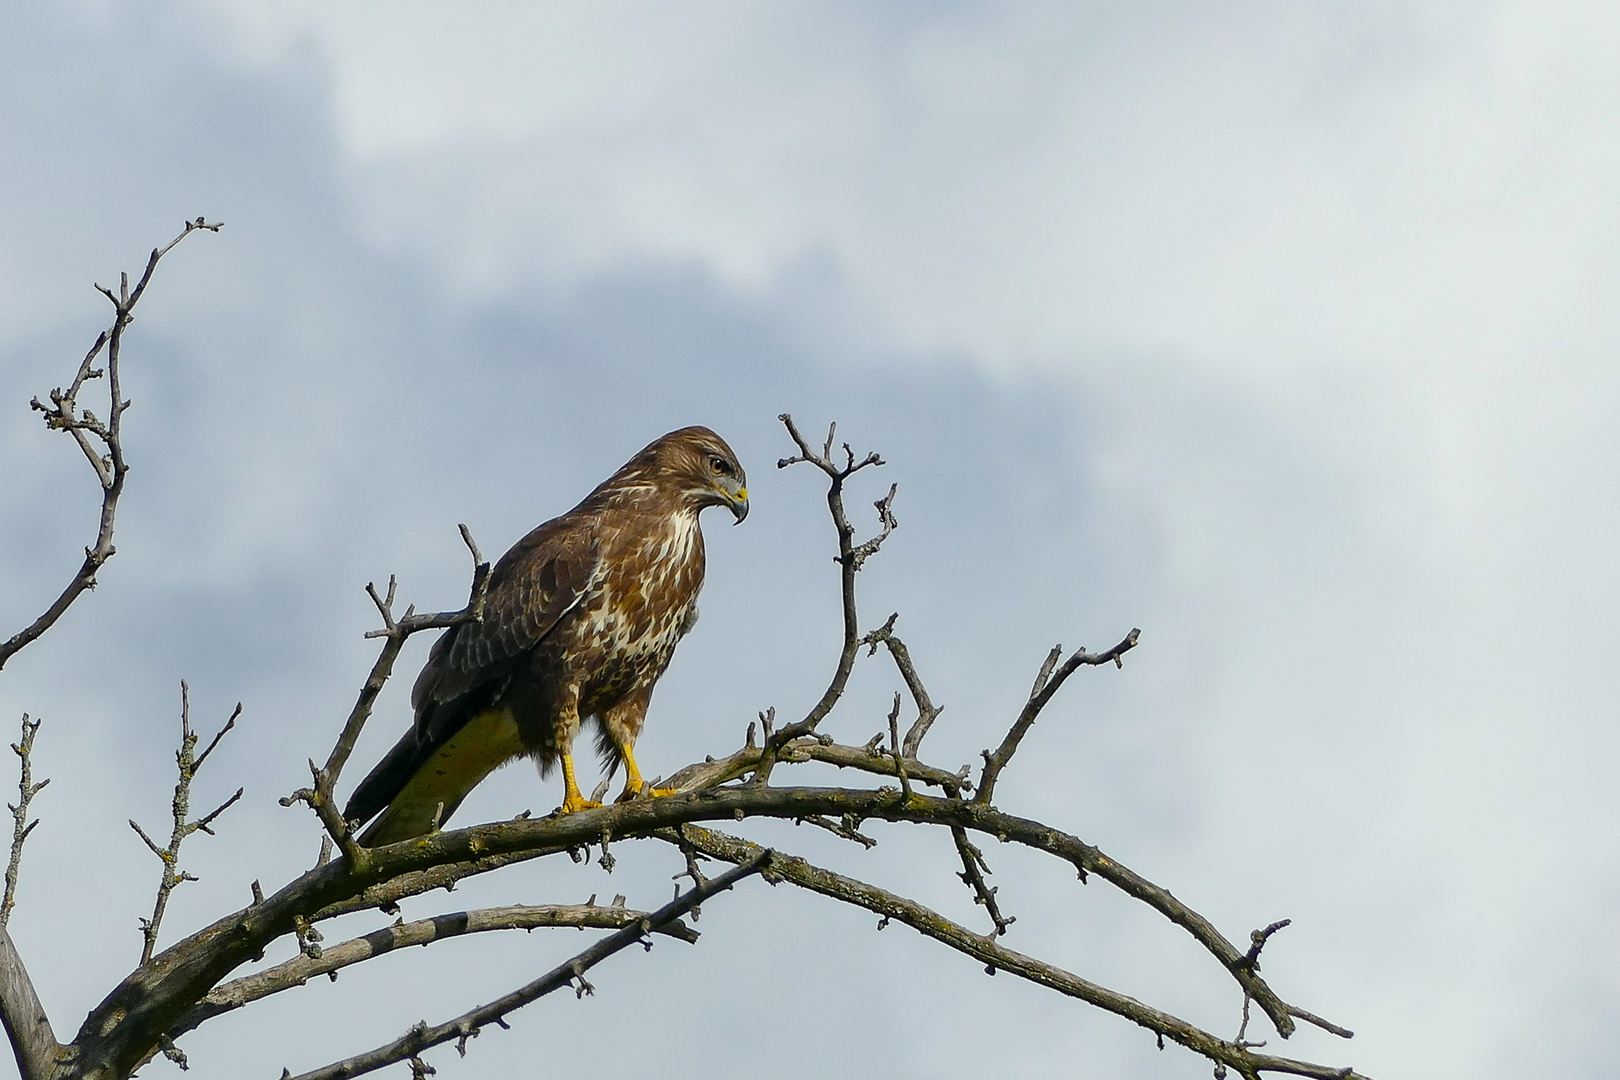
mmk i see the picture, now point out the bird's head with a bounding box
[643,426,749,523]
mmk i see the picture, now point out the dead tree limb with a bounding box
[132,684,243,966]
[757,415,893,780]
[170,901,699,1039]
[975,628,1141,806]
[279,852,768,1080]
[58,779,1345,1079]
[861,615,945,759]
[0,219,221,673]
[0,927,57,1080]
[2,716,48,930]
[0,224,218,1080]
[281,525,491,868]
[0,721,55,1080]
[663,825,1366,1080]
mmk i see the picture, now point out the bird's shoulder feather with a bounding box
[410,512,602,731]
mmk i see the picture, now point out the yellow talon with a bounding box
[615,782,677,803]
[557,753,601,814]
[615,746,676,803]
[560,792,602,814]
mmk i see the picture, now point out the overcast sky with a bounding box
[1,4,1616,1078]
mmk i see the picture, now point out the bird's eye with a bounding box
[710,456,733,476]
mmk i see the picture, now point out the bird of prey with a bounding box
[344,427,748,845]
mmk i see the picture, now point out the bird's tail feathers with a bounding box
[345,708,526,845]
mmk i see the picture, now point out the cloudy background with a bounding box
[1,3,1616,1077]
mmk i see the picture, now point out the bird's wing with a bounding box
[411,520,600,740]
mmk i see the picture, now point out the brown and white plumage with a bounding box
[344,427,748,845]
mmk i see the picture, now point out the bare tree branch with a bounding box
[0,719,56,1080]
[861,615,946,760]
[169,901,699,1041]
[282,526,491,868]
[309,845,570,924]
[885,692,911,800]
[2,717,48,929]
[0,222,220,1080]
[660,734,969,797]
[663,825,1366,1080]
[758,415,893,779]
[279,852,769,1080]
[0,927,57,1080]
[975,628,1141,806]
[0,218,220,673]
[951,826,1014,936]
[133,684,243,965]
[64,768,1354,1079]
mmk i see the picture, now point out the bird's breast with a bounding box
[564,511,705,702]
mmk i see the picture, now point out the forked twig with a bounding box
[2,717,48,929]
[975,629,1141,806]
[281,525,491,866]
[0,219,221,674]
[861,614,946,760]
[759,415,895,781]
[133,683,243,965]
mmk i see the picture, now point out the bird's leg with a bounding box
[559,753,601,814]
[556,687,600,814]
[601,695,675,802]
[615,743,677,802]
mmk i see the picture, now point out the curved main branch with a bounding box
[68,778,1346,1078]
[664,825,1365,1080]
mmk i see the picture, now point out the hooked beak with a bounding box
[729,487,749,524]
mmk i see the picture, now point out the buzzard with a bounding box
[344,427,748,845]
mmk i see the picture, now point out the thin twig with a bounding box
[975,628,1141,806]
[0,218,220,673]
[282,527,492,867]
[760,416,892,780]
[133,683,243,965]
[849,483,899,570]
[2,717,48,929]
[795,813,878,849]
[951,826,1014,936]
[660,735,970,797]
[862,615,947,759]
[885,693,912,800]
[0,726,56,1080]
[1240,919,1293,972]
